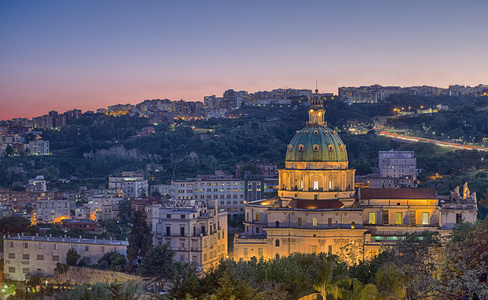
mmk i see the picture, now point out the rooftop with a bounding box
[4,234,128,246]
[359,188,437,199]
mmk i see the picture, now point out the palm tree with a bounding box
[313,262,352,300]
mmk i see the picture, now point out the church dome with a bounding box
[285,124,348,162]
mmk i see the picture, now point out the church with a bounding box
[233,95,477,263]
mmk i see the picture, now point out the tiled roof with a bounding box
[359,188,436,199]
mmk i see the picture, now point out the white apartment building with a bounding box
[33,199,72,224]
[109,172,148,198]
[3,234,128,281]
[151,184,171,196]
[27,140,50,155]
[379,150,417,179]
[151,199,227,272]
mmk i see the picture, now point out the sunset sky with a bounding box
[1,1,487,120]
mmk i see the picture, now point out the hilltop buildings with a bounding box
[234,95,477,262]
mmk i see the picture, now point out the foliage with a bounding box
[139,245,175,280]
[127,210,152,265]
[66,248,81,266]
[53,281,143,300]
[98,251,127,272]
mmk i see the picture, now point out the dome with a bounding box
[285,124,348,162]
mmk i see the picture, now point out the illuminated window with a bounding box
[313,144,319,152]
[422,212,429,225]
[275,239,280,247]
[313,218,317,227]
[298,144,304,152]
[314,130,318,135]
[313,181,319,190]
[395,212,403,225]
[255,213,260,222]
[312,245,317,254]
[328,145,334,151]
[369,212,376,224]
[351,222,356,229]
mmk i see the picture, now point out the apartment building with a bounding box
[151,199,227,272]
[109,172,148,198]
[379,150,417,179]
[3,234,128,281]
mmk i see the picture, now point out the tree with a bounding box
[66,248,81,266]
[127,210,152,265]
[139,245,175,280]
[98,251,127,272]
[5,145,13,156]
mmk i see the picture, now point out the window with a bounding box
[53,244,57,250]
[275,221,280,227]
[255,227,259,234]
[166,226,171,236]
[313,218,317,227]
[52,256,60,262]
[371,250,377,257]
[275,253,280,259]
[22,254,29,260]
[313,144,319,152]
[395,212,403,225]
[37,255,44,260]
[244,248,248,256]
[8,253,15,259]
[312,245,317,254]
[422,212,429,225]
[275,239,280,247]
[328,145,334,151]
[369,212,376,224]
[85,246,89,252]
[181,215,185,219]
[255,213,260,222]
[328,218,332,227]
[313,181,319,190]
[9,242,13,248]
[328,245,333,254]
[180,227,185,237]
[23,243,28,249]
[8,267,15,273]
[23,268,29,274]
[456,213,463,224]
[351,222,356,229]
[298,144,304,152]
[298,217,302,226]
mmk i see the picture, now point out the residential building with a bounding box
[109,172,148,198]
[27,140,50,155]
[150,184,171,196]
[3,234,128,281]
[379,150,417,179]
[151,199,227,272]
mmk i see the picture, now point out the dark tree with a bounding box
[127,210,152,265]
[139,245,175,280]
[66,248,81,266]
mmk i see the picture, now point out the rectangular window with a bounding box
[22,254,29,260]
[328,245,333,254]
[382,210,389,225]
[422,212,429,225]
[8,253,15,259]
[456,213,462,224]
[298,217,302,226]
[23,243,28,249]
[313,218,317,227]
[166,226,171,236]
[244,248,248,256]
[52,255,59,262]
[313,181,319,190]
[255,213,259,222]
[328,217,332,227]
[369,212,376,224]
[9,241,13,248]
[180,227,185,237]
[371,250,377,257]
[258,248,263,257]
[410,210,417,225]
[23,268,29,274]
[53,244,57,250]
[395,212,403,225]
[8,267,15,273]
[85,246,89,252]
[312,245,317,254]
[37,255,44,260]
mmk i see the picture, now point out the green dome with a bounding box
[285,125,348,162]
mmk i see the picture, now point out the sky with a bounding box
[1,0,488,120]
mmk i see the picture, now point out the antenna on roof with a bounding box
[315,80,319,94]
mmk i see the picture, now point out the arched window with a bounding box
[325,131,329,135]
[328,145,334,151]
[351,222,356,229]
[275,221,280,228]
[299,144,304,152]
[275,239,280,247]
[275,253,280,259]
[313,144,319,152]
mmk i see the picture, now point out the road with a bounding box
[378,131,488,152]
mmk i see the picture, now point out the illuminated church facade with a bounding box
[233,96,477,263]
